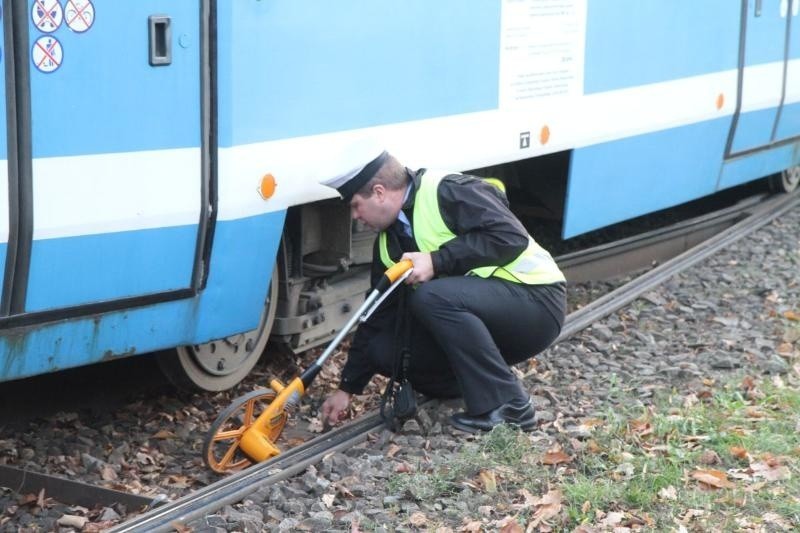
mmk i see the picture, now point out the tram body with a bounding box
[0,0,797,389]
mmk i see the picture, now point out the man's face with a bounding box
[349,185,399,231]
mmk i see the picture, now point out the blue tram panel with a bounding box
[0,1,798,386]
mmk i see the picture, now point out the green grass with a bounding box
[387,374,800,531]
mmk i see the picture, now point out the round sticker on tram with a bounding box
[32,36,63,74]
[32,0,63,33]
[65,0,95,33]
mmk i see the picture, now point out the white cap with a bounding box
[319,138,387,202]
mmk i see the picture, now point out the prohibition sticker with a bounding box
[65,0,94,33]
[32,36,63,73]
[32,0,63,33]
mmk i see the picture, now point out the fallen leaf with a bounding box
[530,490,562,527]
[409,512,427,526]
[698,449,721,465]
[83,521,118,532]
[169,521,192,533]
[57,515,89,529]
[151,430,175,439]
[321,493,335,508]
[777,343,795,357]
[749,461,791,482]
[541,450,571,465]
[729,446,749,460]
[691,469,735,489]
[602,511,624,527]
[386,444,401,458]
[783,310,800,321]
[307,417,325,433]
[498,516,523,533]
[101,466,118,481]
[394,461,413,473]
[658,485,677,501]
[629,419,652,437]
[479,469,497,493]
[460,520,483,532]
[744,406,766,419]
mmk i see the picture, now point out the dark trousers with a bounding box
[362,276,563,415]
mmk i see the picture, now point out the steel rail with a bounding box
[110,190,798,532]
[558,190,798,341]
[556,193,766,282]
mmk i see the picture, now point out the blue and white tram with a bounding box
[0,0,797,390]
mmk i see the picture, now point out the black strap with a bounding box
[379,283,416,430]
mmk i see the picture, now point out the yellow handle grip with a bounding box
[384,259,413,283]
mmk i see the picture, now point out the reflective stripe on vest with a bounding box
[378,171,566,285]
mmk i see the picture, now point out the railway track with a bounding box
[105,190,798,532]
[1,190,795,531]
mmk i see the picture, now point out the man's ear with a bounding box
[372,183,386,201]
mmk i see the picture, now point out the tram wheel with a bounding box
[158,265,279,392]
[203,388,287,473]
[768,165,800,194]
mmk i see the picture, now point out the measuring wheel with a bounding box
[203,388,287,473]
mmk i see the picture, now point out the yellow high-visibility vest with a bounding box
[378,170,565,285]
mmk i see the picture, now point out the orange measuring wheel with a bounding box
[202,388,288,473]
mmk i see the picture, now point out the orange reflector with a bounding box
[540,125,550,145]
[259,174,277,200]
[716,93,724,110]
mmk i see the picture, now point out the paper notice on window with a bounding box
[499,0,586,108]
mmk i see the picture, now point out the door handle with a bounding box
[148,15,172,66]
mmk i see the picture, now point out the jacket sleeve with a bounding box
[430,176,530,276]
[338,238,396,394]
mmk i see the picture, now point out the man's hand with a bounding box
[401,252,434,284]
[321,389,352,426]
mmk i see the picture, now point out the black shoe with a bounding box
[450,398,536,433]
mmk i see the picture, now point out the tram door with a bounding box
[0,4,8,297]
[729,0,793,154]
[773,0,800,142]
[22,2,204,313]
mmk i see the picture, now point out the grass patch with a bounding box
[388,374,800,531]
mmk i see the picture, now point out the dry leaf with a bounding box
[691,469,735,489]
[498,516,524,533]
[151,429,175,439]
[479,469,497,493]
[321,493,335,508]
[169,521,192,533]
[394,461,414,473]
[386,444,401,458]
[777,343,795,357]
[307,417,325,433]
[658,485,677,500]
[409,511,427,526]
[749,461,791,482]
[729,446,749,460]
[101,465,118,481]
[460,520,483,532]
[629,419,652,437]
[530,490,562,527]
[541,450,571,465]
[602,511,624,527]
[783,310,800,321]
[698,449,721,465]
[83,521,118,532]
[57,515,89,529]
